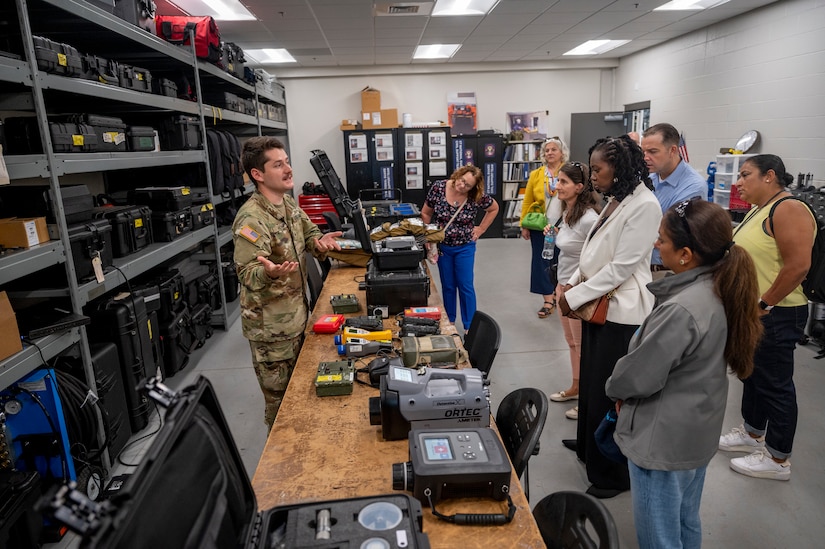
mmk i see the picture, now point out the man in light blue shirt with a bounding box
[642,123,708,269]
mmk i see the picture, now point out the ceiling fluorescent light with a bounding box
[245,49,296,64]
[170,0,256,21]
[432,0,499,17]
[654,0,731,10]
[413,44,461,59]
[564,40,630,56]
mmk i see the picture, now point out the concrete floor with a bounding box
[49,238,825,548]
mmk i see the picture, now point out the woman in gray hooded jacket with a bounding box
[605,199,763,549]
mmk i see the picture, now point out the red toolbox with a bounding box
[298,194,336,228]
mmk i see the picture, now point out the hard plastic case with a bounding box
[113,0,156,34]
[158,114,202,150]
[129,185,193,211]
[86,294,155,433]
[151,76,178,97]
[92,205,153,257]
[2,118,98,154]
[190,202,215,229]
[157,302,196,377]
[80,54,119,85]
[126,125,156,151]
[46,376,430,549]
[0,184,93,224]
[66,219,114,281]
[365,261,430,314]
[32,36,82,77]
[150,208,193,241]
[117,64,152,93]
[68,114,127,152]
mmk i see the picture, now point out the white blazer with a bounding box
[566,184,662,326]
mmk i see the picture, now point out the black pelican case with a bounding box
[91,205,153,257]
[365,260,430,314]
[66,219,114,282]
[129,185,193,211]
[150,208,193,242]
[45,376,430,549]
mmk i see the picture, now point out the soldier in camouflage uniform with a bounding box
[233,136,341,429]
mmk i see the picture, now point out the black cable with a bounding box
[116,399,163,468]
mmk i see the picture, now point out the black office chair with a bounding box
[463,310,502,378]
[305,253,324,310]
[495,387,548,502]
[532,491,620,549]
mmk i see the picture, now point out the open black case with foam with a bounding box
[45,376,430,549]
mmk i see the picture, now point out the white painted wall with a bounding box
[280,67,605,190]
[614,0,825,182]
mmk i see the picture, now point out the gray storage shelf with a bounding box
[52,150,206,175]
[76,226,216,306]
[0,328,81,390]
[5,154,51,179]
[0,56,32,86]
[38,0,195,67]
[217,225,233,247]
[39,74,201,115]
[0,241,65,286]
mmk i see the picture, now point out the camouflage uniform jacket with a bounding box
[233,191,323,342]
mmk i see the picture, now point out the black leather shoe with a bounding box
[586,485,626,499]
[562,439,578,451]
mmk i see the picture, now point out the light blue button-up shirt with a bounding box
[651,160,708,266]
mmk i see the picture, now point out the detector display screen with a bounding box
[423,437,454,461]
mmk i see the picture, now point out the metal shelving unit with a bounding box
[0,241,66,286]
[1,0,286,400]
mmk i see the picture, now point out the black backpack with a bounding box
[205,129,227,195]
[768,196,825,301]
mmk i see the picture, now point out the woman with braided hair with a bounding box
[557,135,662,498]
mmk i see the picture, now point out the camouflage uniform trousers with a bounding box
[248,335,304,429]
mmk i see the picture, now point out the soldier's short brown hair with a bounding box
[242,136,286,185]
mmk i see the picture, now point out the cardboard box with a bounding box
[340,119,362,131]
[0,217,50,249]
[362,108,399,130]
[361,86,381,112]
[0,291,23,362]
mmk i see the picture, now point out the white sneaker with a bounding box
[565,406,578,420]
[719,425,765,452]
[730,448,791,481]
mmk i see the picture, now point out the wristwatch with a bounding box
[759,299,774,311]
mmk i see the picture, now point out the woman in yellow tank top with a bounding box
[719,154,815,481]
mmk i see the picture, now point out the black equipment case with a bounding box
[151,76,177,97]
[66,219,114,281]
[126,125,156,151]
[113,0,156,34]
[129,186,193,211]
[45,376,430,549]
[80,54,118,85]
[150,208,193,241]
[32,36,82,77]
[87,343,132,459]
[202,90,242,113]
[365,261,430,314]
[68,114,127,152]
[86,294,156,433]
[117,64,152,93]
[157,302,196,377]
[92,205,153,258]
[158,115,202,150]
[190,202,215,229]
[2,118,97,154]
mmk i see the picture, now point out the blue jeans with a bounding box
[529,229,557,294]
[629,461,707,549]
[742,304,807,459]
[437,241,477,330]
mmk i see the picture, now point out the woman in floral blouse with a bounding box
[421,165,499,331]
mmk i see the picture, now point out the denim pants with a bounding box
[437,241,477,330]
[629,461,707,549]
[742,304,807,459]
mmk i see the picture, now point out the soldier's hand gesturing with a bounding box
[314,231,343,252]
[257,255,299,278]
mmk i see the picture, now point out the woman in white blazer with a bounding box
[558,135,662,498]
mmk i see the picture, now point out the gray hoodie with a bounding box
[605,265,729,470]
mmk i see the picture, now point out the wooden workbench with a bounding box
[252,263,544,548]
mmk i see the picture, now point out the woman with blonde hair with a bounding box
[520,137,569,318]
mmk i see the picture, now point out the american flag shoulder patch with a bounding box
[238,225,260,243]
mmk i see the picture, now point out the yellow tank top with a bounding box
[733,198,813,307]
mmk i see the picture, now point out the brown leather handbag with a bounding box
[565,283,618,325]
